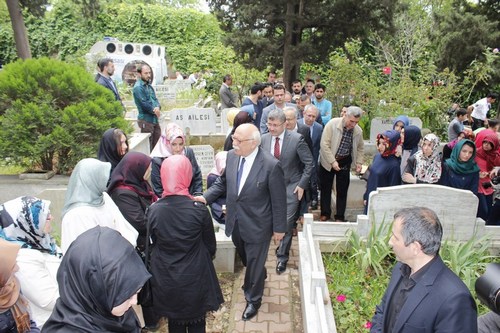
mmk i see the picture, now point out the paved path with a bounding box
[228,234,304,333]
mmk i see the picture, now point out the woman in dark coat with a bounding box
[42,227,150,333]
[440,139,480,195]
[107,152,157,251]
[364,130,401,214]
[148,155,223,333]
[97,128,129,174]
[150,123,202,197]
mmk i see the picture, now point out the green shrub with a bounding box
[0,58,130,173]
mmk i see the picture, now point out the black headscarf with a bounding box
[107,152,155,201]
[98,128,128,171]
[42,226,151,333]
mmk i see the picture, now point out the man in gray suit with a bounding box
[219,74,237,110]
[261,109,313,274]
[201,123,286,321]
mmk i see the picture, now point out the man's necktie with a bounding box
[237,157,246,192]
[274,137,280,159]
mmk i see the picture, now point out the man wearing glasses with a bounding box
[261,109,313,274]
[201,123,287,321]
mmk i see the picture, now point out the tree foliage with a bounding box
[0,58,129,173]
[208,0,399,87]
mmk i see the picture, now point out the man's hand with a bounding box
[356,163,362,173]
[332,160,340,171]
[294,186,304,200]
[193,196,207,205]
[153,107,161,118]
[273,232,285,243]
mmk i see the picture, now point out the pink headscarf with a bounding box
[151,123,185,158]
[160,155,193,198]
[209,151,228,176]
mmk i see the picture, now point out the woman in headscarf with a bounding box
[223,111,253,151]
[392,115,409,132]
[61,158,138,254]
[42,227,151,333]
[364,130,402,214]
[207,151,228,225]
[475,131,500,221]
[399,125,422,176]
[440,139,480,194]
[147,155,223,332]
[107,152,157,251]
[97,128,129,174]
[0,239,40,333]
[150,123,202,198]
[442,129,474,161]
[0,196,61,328]
[402,133,442,184]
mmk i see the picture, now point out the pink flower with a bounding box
[364,321,372,329]
[336,294,346,302]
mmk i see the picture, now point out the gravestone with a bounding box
[190,145,214,176]
[170,108,217,135]
[153,80,192,101]
[369,117,423,142]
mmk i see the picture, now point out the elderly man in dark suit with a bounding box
[299,104,323,209]
[371,207,477,333]
[201,123,286,321]
[261,109,313,274]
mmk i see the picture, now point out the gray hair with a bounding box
[268,108,286,123]
[346,106,364,118]
[283,106,298,118]
[394,207,442,256]
[252,128,261,144]
[304,104,319,116]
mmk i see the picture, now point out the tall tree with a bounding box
[208,0,398,87]
[5,0,31,59]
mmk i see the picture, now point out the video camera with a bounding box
[476,263,500,314]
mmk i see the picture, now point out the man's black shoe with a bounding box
[242,302,260,321]
[276,261,287,274]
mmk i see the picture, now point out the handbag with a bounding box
[138,208,154,307]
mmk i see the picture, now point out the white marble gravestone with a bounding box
[190,145,215,176]
[169,107,217,135]
[369,117,423,142]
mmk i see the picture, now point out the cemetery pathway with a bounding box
[227,235,304,333]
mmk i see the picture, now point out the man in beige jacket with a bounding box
[319,106,364,221]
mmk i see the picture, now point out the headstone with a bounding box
[369,117,423,142]
[170,108,217,135]
[153,80,192,101]
[190,145,214,176]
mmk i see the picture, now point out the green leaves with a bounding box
[0,58,128,173]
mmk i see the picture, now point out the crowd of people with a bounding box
[0,61,498,332]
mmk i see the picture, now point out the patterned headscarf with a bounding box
[0,196,59,256]
[160,155,193,199]
[377,130,401,157]
[150,123,185,158]
[413,134,442,184]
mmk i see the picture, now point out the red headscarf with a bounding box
[476,131,500,171]
[160,155,193,198]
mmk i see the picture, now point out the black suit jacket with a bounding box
[204,148,287,243]
[371,256,477,333]
[97,74,121,102]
